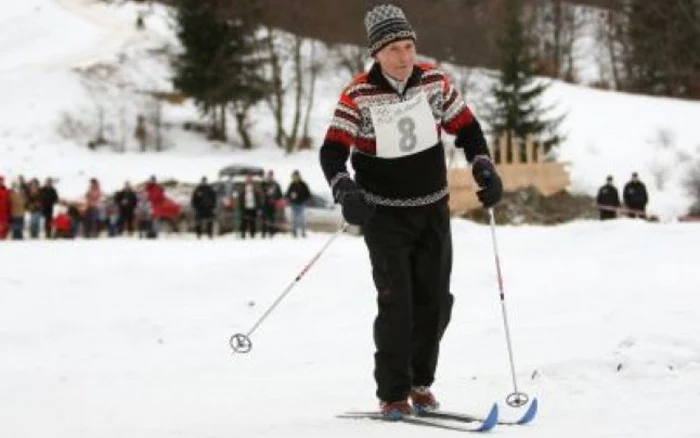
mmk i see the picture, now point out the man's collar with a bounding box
[368,62,421,93]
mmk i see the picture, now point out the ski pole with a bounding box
[487,208,530,408]
[229,221,349,354]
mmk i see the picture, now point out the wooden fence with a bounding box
[448,135,570,215]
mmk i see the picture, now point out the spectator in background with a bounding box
[0,176,10,239]
[17,175,28,198]
[596,175,621,220]
[191,176,217,239]
[145,175,165,234]
[40,178,59,238]
[145,175,165,205]
[84,178,102,238]
[261,170,282,238]
[52,205,73,239]
[623,172,648,219]
[105,197,119,237]
[26,179,43,239]
[238,174,263,239]
[67,202,81,238]
[115,181,138,235]
[9,182,26,240]
[285,170,310,238]
[136,190,154,238]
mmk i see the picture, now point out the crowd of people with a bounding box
[0,169,313,241]
[189,169,311,240]
[0,168,656,241]
[596,172,649,220]
[0,174,170,240]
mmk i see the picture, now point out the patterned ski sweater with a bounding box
[319,62,490,208]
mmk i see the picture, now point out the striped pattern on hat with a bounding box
[364,4,416,55]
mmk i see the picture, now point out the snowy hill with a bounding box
[1,0,699,218]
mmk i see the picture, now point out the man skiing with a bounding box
[319,3,503,419]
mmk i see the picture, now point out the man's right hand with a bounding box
[334,178,375,226]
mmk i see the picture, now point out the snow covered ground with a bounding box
[2,220,700,437]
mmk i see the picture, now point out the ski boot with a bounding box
[410,386,440,414]
[380,399,413,421]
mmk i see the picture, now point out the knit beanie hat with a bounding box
[364,4,416,56]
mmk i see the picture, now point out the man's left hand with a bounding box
[472,157,503,208]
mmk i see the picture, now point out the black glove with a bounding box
[333,178,375,226]
[472,157,503,208]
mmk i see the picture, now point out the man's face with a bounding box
[375,39,416,81]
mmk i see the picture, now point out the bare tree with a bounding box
[301,40,324,147]
[596,0,700,97]
[76,63,122,150]
[259,27,325,152]
[286,34,304,153]
[232,101,255,149]
[329,44,367,78]
[261,25,288,147]
[529,0,592,81]
[596,8,624,88]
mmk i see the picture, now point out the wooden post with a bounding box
[492,136,500,164]
[500,134,510,165]
[526,136,535,163]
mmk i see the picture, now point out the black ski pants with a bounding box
[362,200,454,403]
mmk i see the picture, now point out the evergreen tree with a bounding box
[173,0,268,145]
[489,0,562,158]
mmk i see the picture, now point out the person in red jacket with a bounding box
[52,205,73,239]
[145,175,165,207]
[0,176,10,239]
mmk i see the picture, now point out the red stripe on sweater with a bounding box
[443,108,474,135]
[355,137,376,155]
[325,129,355,149]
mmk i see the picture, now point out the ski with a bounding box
[338,403,498,432]
[420,397,538,426]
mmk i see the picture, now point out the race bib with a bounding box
[369,91,438,159]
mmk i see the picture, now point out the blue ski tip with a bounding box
[476,403,499,432]
[516,397,538,425]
